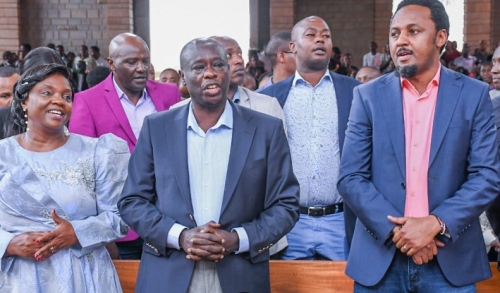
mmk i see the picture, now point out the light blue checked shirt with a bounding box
[284,69,342,207]
[167,100,249,253]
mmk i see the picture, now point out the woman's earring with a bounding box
[23,108,29,131]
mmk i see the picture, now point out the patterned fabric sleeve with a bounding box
[70,134,130,257]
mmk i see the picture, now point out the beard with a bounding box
[304,56,330,72]
[394,65,418,79]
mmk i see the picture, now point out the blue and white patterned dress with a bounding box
[0,133,129,293]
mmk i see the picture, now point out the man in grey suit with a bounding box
[171,36,287,134]
[118,38,300,293]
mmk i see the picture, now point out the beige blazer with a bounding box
[170,86,288,255]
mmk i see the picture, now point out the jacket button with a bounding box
[401,183,406,189]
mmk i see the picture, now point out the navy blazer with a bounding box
[118,101,300,293]
[338,67,500,286]
[260,71,361,248]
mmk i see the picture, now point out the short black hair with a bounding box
[21,43,31,51]
[90,46,100,53]
[47,43,56,49]
[160,68,180,78]
[86,66,111,88]
[0,67,19,78]
[265,31,292,68]
[332,47,342,55]
[2,51,12,60]
[56,45,64,50]
[394,0,449,53]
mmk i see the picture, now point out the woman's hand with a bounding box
[34,210,79,260]
[5,232,47,258]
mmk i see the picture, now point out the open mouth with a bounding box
[48,109,64,120]
[204,83,221,95]
[397,49,413,61]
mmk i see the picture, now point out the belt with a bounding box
[299,203,344,217]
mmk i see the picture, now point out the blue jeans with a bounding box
[354,251,476,293]
[281,212,347,260]
[116,237,143,260]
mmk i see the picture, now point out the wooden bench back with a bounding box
[113,260,500,293]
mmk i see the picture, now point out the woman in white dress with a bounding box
[0,63,129,292]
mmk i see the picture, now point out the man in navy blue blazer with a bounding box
[118,38,299,293]
[260,16,361,260]
[338,0,500,291]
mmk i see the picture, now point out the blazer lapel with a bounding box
[146,81,166,112]
[331,72,349,155]
[237,86,251,108]
[220,102,256,214]
[379,74,406,178]
[276,76,294,107]
[165,106,193,214]
[103,77,137,145]
[429,68,463,167]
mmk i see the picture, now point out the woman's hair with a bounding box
[4,64,71,137]
[3,48,68,138]
[21,47,65,74]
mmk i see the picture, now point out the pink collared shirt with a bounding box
[402,66,441,218]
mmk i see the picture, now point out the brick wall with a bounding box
[270,0,295,36]
[464,0,492,52]
[491,0,500,50]
[19,0,133,58]
[373,0,392,52]
[0,0,21,53]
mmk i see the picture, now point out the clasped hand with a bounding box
[388,215,445,265]
[180,221,239,262]
[6,210,79,261]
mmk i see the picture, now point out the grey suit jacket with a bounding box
[171,86,287,135]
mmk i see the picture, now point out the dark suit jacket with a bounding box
[486,94,500,237]
[118,101,300,293]
[260,71,362,248]
[338,67,500,286]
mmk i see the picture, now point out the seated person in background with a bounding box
[356,66,382,84]
[86,66,111,88]
[243,71,257,91]
[0,63,128,292]
[0,67,20,108]
[159,68,180,86]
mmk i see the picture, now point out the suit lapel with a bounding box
[276,76,294,107]
[220,103,256,214]
[237,86,251,108]
[165,106,193,214]
[331,73,349,155]
[103,77,137,144]
[429,68,463,167]
[379,74,406,178]
[146,81,166,112]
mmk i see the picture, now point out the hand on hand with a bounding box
[34,210,79,261]
[6,231,47,259]
[180,221,225,262]
[411,239,445,265]
[388,215,443,256]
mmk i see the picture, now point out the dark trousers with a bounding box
[116,237,143,260]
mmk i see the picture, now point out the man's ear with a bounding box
[107,58,115,71]
[290,41,296,54]
[180,70,186,85]
[436,30,448,52]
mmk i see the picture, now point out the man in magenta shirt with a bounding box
[70,33,180,259]
[339,0,500,291]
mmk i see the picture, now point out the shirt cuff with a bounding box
[167,223,188,250]
[232,227,249,254]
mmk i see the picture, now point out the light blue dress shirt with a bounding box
[113,76,157,139]
[167,100,249,253]
[284,70,342,207]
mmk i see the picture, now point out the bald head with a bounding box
[356,67,381,84]
[107,33,151,99]
[180,38,227,70]
[291,16,330,42]
[109,33,149,59]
